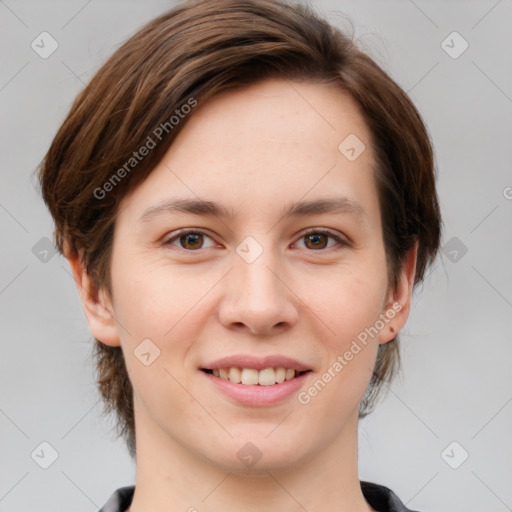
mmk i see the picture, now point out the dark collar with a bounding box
[360,481,420,512]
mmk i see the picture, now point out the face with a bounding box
[80,78,414,474]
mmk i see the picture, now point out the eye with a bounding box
[162,229,217,251]
[294,228,349,251]
[162,228,349,252]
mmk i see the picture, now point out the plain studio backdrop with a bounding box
[1,1,511,511]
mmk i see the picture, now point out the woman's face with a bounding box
[97,78,410,472]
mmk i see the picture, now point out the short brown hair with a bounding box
[38,0,442,458]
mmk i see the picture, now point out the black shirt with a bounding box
[97,481,420,511]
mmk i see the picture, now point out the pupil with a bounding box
[182,233,202,249]
[307,233,326,249]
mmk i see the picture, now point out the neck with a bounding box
[126,407,376,512]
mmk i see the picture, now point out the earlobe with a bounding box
[378,240,419,344]
[66,249,121,347]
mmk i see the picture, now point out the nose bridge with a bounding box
[234,235,284,305]
[219,234,298,333]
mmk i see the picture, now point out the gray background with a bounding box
[1,0,511,511]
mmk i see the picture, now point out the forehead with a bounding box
[118,78,380,228]
[177,78,372,158]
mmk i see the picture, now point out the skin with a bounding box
[68,78,417,512]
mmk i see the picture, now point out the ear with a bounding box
[378,240,419,344]
[65,243,121,347]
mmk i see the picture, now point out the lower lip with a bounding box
[201,370,311,406]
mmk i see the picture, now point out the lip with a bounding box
[200,354,312,372]
[201,369,312,406]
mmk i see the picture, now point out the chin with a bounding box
[204,433,311,475]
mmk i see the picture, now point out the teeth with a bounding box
[275,367,286,383]
[241,368,259,385]
[212,366,300,385]
[228,367,241,383]
[258,368,275,386]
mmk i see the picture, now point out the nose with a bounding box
[217,248,299,336]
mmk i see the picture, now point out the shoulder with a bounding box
[360,480,421,512]
[97,485,135,512]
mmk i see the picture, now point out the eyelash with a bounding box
[162,228,349,253]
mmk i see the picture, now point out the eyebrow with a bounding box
[138,197,368,223]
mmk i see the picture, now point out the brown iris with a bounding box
[303,232,329,250]
[179,232,204,250]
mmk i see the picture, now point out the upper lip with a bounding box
[201,355,312,372]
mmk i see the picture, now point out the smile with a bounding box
[200,368,312,406]
[202,367,310,386]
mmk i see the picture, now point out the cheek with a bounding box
[109,259,215,395]
[321,265,388,341]
[110,256,206,339]
[306,262,387,401]
[112,265,207,414]
[299,275,383,420]
[298,343,378,440]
